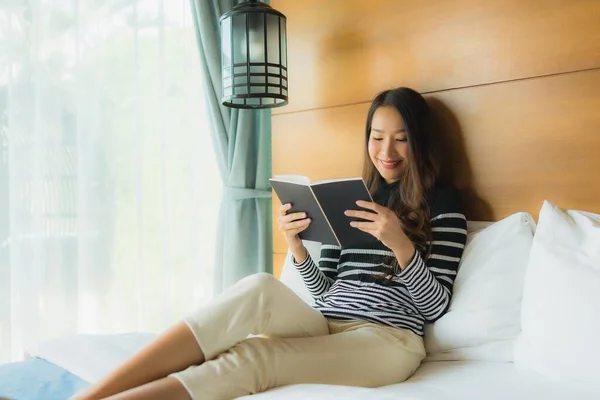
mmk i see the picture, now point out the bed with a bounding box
[2,207,600,400]
[6,211,600,400]
[1,331,600,400]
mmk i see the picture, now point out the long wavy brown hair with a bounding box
[362,88,440,265]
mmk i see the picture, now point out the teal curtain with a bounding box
[190,0,273,292]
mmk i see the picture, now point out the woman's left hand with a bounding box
[345,201,415,265]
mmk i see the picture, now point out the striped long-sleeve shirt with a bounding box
[293,185,467,336]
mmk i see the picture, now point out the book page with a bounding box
[271,175,311,185]
[311,177,364,185]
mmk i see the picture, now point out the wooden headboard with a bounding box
[271,0,600,277]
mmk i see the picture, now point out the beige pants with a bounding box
[170,273,425,399]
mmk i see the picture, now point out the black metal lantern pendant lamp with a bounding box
[220,0,288,109]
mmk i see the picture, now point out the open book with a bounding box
[269,175,378,247]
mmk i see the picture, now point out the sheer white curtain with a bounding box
[0,0,221,362]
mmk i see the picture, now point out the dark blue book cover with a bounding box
[270,176,377,247]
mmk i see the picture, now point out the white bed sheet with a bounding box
[32,333,600,400]
[244,361,600,400]
[31,333,157,383]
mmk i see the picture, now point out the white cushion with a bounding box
[514,201,600,384]
[424,212,536,362]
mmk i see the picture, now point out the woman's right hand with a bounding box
[278,203,311,261]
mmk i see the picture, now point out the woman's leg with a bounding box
[171,321,426,399]
[100,377,190,400]
[72,273,327,399]
[71,323,202,400]
[182,273,328,361]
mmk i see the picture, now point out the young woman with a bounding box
[72,87,467,400]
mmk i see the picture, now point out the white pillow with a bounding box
[424,212,536,362]
[514,201,600,384]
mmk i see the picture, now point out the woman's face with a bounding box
[368,106,409,184]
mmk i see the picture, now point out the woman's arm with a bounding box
[346,189,467,322]
[391,187,467,322]
[393,211,467,322]
[293,244,341,298]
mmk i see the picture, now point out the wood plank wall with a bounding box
[271,0,600,278]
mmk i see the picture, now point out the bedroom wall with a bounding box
[271,0,600,277]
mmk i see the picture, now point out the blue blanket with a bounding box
[0,358,89,400]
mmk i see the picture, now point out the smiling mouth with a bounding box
[378,159,403,169]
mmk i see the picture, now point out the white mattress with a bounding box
[33,333,600,400]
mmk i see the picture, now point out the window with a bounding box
[0,0,221,362]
